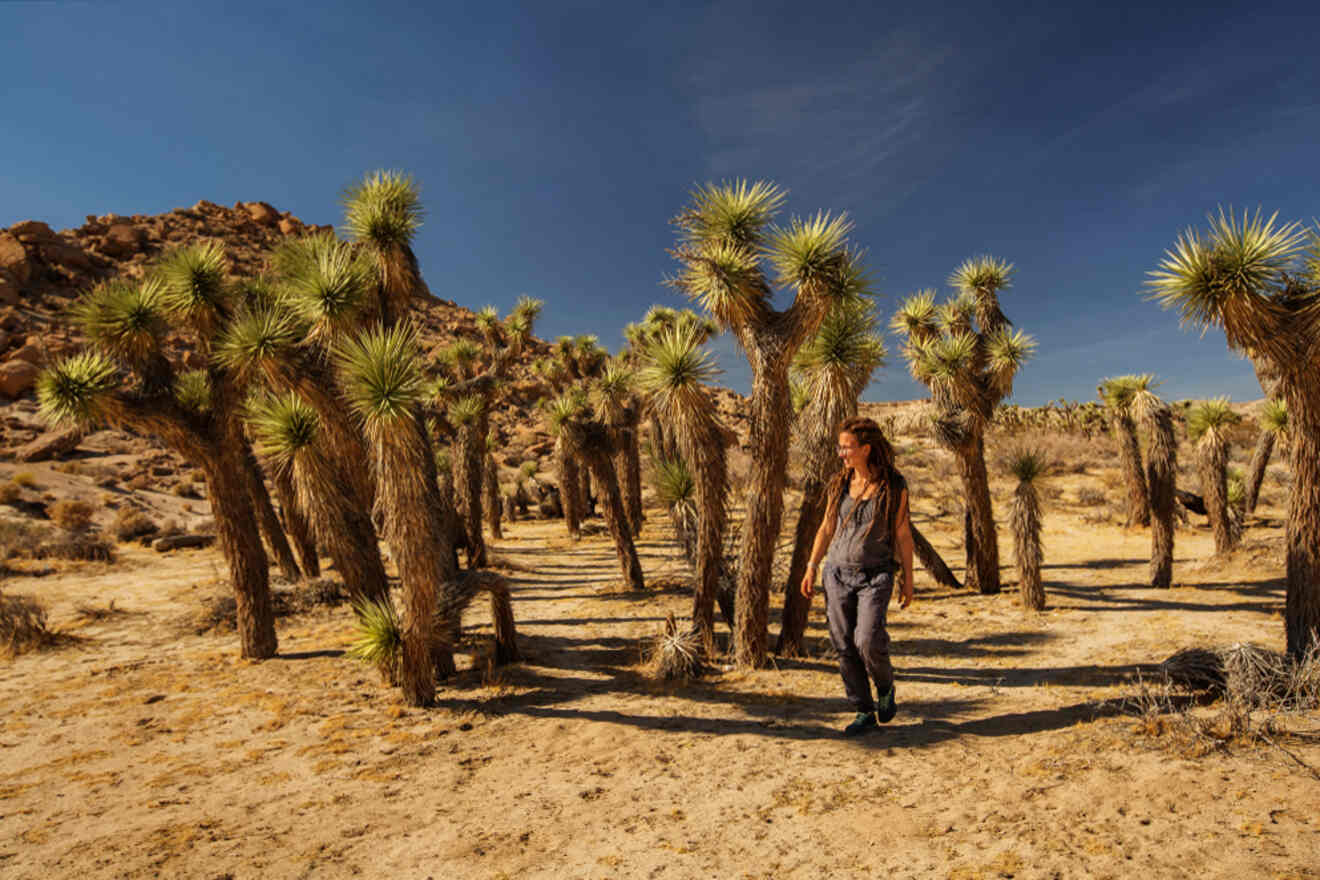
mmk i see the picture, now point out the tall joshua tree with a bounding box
[669,181,869,667]
[774,298,886,656]
[342,170,428,329]
[638,324,730,652]
[596,360,642,538]
[1098,374,1155,527]
[1005,448,1046,610]
[1188,398,1241,555]
[1148,208,1320,657]
[39,252,278,659]
[1245,398,1288,514]
[892,261,1035,596]
[336,324,453,706]
[1136,390,1178,588]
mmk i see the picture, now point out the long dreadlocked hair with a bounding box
[822,416,904,537]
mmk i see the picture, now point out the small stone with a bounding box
[10,220,56,243]
[100,223,146,258]
[0,233,30,284]
[244,201,278,226]
[0,360,40,398]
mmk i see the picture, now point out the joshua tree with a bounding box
[546,394,585,540]
[484,433,503,541]
[1187,398,1241,555]
[1148,208,1320,656]
[446,394,488,565]
[774,298,886,656]
[1005,448,1046,610]
[596,360,642,537]
[1245,398,1288,514]
[40,251,278,659]
[548,392,646,591]
[341,170,429,329]
[1098,374,1155,527]
[653,455,699,562]
[892,261,1035,596]
[669,180,870,667]
[639,324,730,652]
[1136,391,1178,588]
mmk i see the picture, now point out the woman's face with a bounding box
[837,431,870,471]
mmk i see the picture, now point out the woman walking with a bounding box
[801,416,915,736]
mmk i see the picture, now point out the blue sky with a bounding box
[4,0,1318,405]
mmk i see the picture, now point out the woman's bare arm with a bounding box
[799,506,838,599]
[892,488,915,609]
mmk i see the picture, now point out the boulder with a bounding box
[10,220,56,243]
[0,233,30,284]
[10,341,44,366]
[153,533,215,552]
[13,426,85,462]
[38,239,93,271]
[100,223,146,258]
[278,217,301,235]
[0,277,18,307]
[244,202,278,226]
[0,360,40,398]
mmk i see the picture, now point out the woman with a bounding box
[800,416,915,736]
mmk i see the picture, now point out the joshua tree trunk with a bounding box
[687,426,729,656]
[271,467,320,578]
[1283,383,1320,660]
[957,432,1001,595]
[556,437,582,539]
[910,523,962,589]
[201,443,278,659]
[775,479,827,658]
[1011,482,1044,610]
[1146,406,1177,588]
[733,356,794,667]
[574,429,645,591]
[579,466,594,518]
[484,452,502,541]
[1199,438,1235,555]
[455,421,486,567]
[1114,413,1150,527]
[240,445,302,581]
[291,449,390,605]
[1244,429,1275,515]
[616,419,643,537]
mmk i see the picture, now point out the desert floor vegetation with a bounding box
[0,414,1317,879]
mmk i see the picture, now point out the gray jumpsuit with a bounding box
[822,474,905,713]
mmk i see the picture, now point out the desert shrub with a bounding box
[125,473,153,492]
[10,472,36,488]
[48,499,96,532]
[1076,487,1107,507]
[0,483,20,504]
[0,519,53,562]
[1,591,64,655]
[645,613,706,681]
[112,507,159,542]
[37,531,116,563]
[171,477,200,498]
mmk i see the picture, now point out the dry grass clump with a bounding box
[48,499,96,532]
[1,591,69,656]
[1128,643,1320,767]
[10,472,37,489]
[1076,487,1107,507]
[645,613,707,682]
[112,507,159,543]
[0,482,22,504]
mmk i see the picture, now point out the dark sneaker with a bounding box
[843,711,878,737]
[875,685,897,723]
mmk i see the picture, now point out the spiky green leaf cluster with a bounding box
[764,211,854,290]
[336,324,425,435]
[346,597,402,681]
[155,240,230,328]
[1004,447,1048,483]
[1186,397,1241,443]
[71,278,166,366]
[950,255,1013,297]
[246,391,320,466]
[447,393,485,427]
[653,456,696,506]
[438,338,483,380]
[676,179,786,248]
[341,170,423,250]
[213,305,304,382]
[174,370,211,414]
[279,235,374,340]
[545,391,589,434]
[37,353,121,427]
[1262,398,1288,435]
[1098,374,1158,412]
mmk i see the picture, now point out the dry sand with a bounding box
[2,500,1318,879]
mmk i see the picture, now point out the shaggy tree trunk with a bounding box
[911,523,962,589]
[240,445,301,581]
[1283,382,1320,660]
[271,467,319,578]
[1199,438,1235,555]
[1244,429,1276,515]
[291,451,390,605]
[579,466,594,518]
[1011,482,1044,610]
[775,478,827,658]
[372,420,449,707]
[957,431,1001,595]
[455,421,486,567]
[484,452,502,541]
[202,444,277,660]
[1115,413,1150,527]
[556,438,582,539]
[733,358,793,667]
[616,420,643,537]
[578,437,645,591]
[683,421,728,656]
[1146,406,1177,588]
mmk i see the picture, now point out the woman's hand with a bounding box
[898,574,914,609]
[800,564,817,599]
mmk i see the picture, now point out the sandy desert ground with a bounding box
[2,454,1319,880]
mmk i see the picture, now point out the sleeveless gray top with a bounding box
[824,473,906,572]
